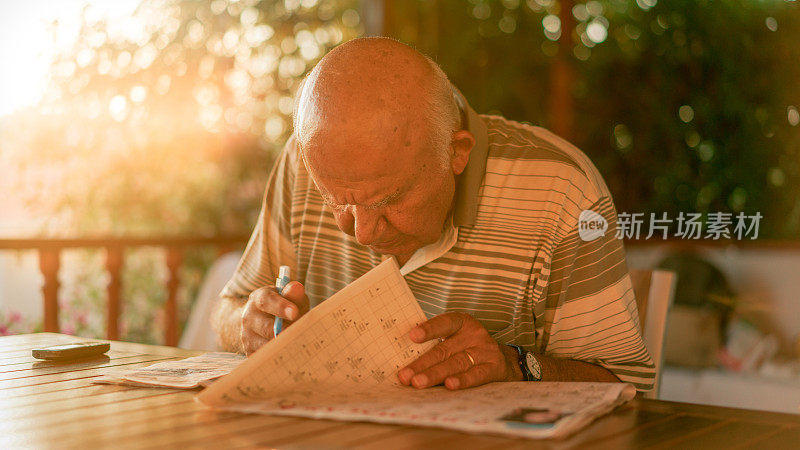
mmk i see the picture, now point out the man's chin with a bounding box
[369,242,411,258]
[369,243,399,254]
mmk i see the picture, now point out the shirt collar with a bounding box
[397,213,458,276]
[451,86,488,228]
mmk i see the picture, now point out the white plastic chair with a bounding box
[179,252,242,351]
[629,269,678,399]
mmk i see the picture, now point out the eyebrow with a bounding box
[323,189,404,210]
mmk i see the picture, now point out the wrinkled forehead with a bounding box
[301,107,433,180]
[302,132,431,206]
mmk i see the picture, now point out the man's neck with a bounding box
[393,209,455,269]
[395,253,412,267]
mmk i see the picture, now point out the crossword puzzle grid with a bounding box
[237,269,432,398]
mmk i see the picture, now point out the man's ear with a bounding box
[449,130,475,176]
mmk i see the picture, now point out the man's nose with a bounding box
[351,206,382,246]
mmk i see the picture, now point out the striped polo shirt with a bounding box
[221,94,655,391]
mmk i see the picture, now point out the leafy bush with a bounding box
[388,0,800,238]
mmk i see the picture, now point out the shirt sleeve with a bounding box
[538,195,656,392]
[219,135,300,302]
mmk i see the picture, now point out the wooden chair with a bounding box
[629,268,678,399]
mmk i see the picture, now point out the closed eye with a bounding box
[324,200,348,213]
[365,191,404,210]
[321,189,405,212]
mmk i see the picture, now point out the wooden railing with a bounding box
[0,236,249,346]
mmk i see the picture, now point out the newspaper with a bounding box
[196,259,636,439]
[94,352,244,388]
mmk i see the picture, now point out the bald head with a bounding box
[290,38,473,264]
[293,37,459,167]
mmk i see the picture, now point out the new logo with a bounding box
[578,209,608,241]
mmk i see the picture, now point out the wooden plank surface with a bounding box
[2,333,798,450]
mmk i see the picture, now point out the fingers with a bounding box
[398,312,509,390]
[281,281,310,316]
[241,301,274,338]
[400,312,483,381]
[398,339,463,384]
[249,283,308,321]
[240,281,310,356]
[406,348,485,389]
[444,363,495,390]
[400,345,505,390]
[249,286,297,320]
[408,312,466,343]
[240,298,274,355]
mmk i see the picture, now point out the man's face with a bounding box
[302,122,455,263]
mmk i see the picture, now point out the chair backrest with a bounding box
[179,251,242,351]
[629,269,677,399]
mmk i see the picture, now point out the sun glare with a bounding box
[0,0,140,118]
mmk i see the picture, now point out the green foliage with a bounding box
[388,0,800,239]
[579,0,800,239]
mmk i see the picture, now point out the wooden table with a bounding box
[2,333,798,449]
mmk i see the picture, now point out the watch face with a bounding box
[526,352,542,381]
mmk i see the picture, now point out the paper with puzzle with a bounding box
[196,258,635,439]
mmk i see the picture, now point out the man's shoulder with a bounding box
[283,133,301,169]
[479,115,612,204]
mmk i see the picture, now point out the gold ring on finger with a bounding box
[464,349,476,368]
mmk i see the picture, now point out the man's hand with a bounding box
[240,281,309,355]
[397,312,523,390]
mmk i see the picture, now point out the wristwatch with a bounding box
[508,345,542,382]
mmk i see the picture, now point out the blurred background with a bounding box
[1,0,799,412]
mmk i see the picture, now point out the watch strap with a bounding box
[507,344,532,382]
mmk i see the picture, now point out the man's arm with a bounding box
[541,195,655,390]
[497,345,620,383]
[212,136,301,354]
[211,297,246,353]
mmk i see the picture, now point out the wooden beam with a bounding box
[0,236,249,250]
[38,249,61,333]
[164,248,183,346]
[548,0,576,140]
[105,246,124,340]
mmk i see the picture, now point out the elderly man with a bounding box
[213,37,654,392]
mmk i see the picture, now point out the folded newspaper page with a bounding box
[94,352,245,388]
[196,259,636,439]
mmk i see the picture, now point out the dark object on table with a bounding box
[32,341,111,360]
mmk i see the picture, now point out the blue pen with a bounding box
[273,265,291,337]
